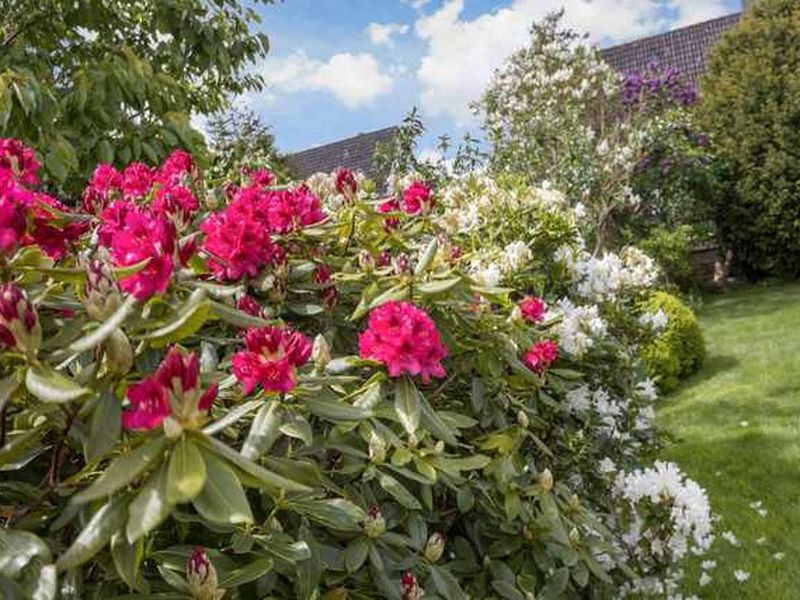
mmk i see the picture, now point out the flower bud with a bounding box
[364,505,386,538]
[186,547,224,600]
[517,410,529,429]
[434,440,445,454]
[105,328,133,374]
[358,250,375,272]
[569,527,580,546]
[84,260,122,321]
[392,253,412,276]
[368,430,386,464]
[312,334,331,371]
[424,532,445,563]
[401,571,423,600]
[569,494,580,511]
[539,468,553,493]
[0,283,41,357]
[377,250,392,268]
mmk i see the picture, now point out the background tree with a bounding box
[0,0,272,192]
[206,106,292,181]
[699,0,800,279]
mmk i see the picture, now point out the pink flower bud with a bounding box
[0,283,41,356]
[401,571,423,600]
[84,259,122,321]
[186,547,223,599]
[364,505,386,538]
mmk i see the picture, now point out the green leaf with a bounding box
[202,399,261,436]
[0,529,51,578]
[491,580,526,600]
[166,436,206,504]
[419,394,458,445]
[304,397,372,421]
[287,303,324,316]
[44,150,66,181]
[394,376,420,435]
[68,296,137,354]
[217,555,274,588]
[143,289,210,347]
[84,389,121,462]
[344,538,369,573]
[210,300,273,329]
[429,565,466,600]
[74,436,167,503]
[378,472,421,509]
[288,498,366,531]
[416,277,461,295]
[414,238,438,275]
[25,364,91,404]
[126,465,172,543]
[539,567,570,600]
[195,434,312,493]
[191,451,253,525]
[279,415,313,446]
[0,371,21,413]
[111,533,145,592]
[56,498,128,571]
[255,536,311,564]
[368,283,410,311]
[240,401,282,460]
[29,564,56,600]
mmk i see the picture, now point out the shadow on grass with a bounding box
[671,354,739,393]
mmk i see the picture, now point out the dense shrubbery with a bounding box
[640,292,705,393]
[700,0,800,279]
[0,138,713,598]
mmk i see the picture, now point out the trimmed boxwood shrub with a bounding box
[641,291,706,392]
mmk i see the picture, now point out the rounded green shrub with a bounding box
[641,291,706,392]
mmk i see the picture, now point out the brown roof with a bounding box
[285,126,398,179]
[602,12,741,83]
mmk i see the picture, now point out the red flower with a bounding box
[122,347,217,431]
[359,301,448,383]
[120,162,155,200]
[200,192,277,281]
[0,138,40,187]
[232,326,312,394]
[246,167,276,188]
[265,186,326,234]
[152,184,199,222]
[158,150,196,186]
[523,340,559,375]
[313,264,338,307]
[519,296,547,324]
[335,168,358,196]
[101,201,176,299]
[25,193,89,261]
[378,198,400,231]
[0,179,32,256]
[236,294,267,318]
[83,164,122,214]
[401,181,433,214]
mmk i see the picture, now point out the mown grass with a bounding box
[657,282,800,599]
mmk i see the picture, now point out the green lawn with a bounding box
[657,282,800,599]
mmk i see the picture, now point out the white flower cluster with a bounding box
[564,245,660,302]
[639,309,669,332]
[614,461,714,564]
[550,298,607,357]
[305,169,366,212]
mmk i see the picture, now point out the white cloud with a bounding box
[260,51,393,109]
[403,0,431,9]
[414,0,731,122]
[367,22,410,46]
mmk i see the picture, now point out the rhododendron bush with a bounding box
[0,139,713,599]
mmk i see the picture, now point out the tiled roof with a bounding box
[602,13,741,83]
[285,126,398,179]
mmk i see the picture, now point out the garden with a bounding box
[0,0,798,599]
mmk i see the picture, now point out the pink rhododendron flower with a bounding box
[335,168,358,196]
[523,340,559,374]
[200,192,278,281]
[122,346,217,431]
[152,184,199,222]
[378,198,400,231]
[0,181,31,255]
[24,193,89,261]
[266,186,326,233]
[401,181,433,214]
[101,202,176,299]
[0,138,40,187]
[359,301,448,383]
[519,296,547,324]
[245,167,276,188]
[158,150,196,186]
[313,264,338,307]
[121,162,155,199]
[232,325,312,394]
[83,164,123,214]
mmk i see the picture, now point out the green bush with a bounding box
[641,292,706,392]
[699,0,800,278]
[638,225,696,291]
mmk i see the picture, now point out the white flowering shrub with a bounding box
[0,137,712,598]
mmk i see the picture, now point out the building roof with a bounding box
[602,13,740,84]
[285,126,398,179]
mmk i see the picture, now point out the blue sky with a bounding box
[244,0,741,155]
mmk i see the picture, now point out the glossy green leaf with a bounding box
[166,436,206,504]
[210,300,273,328]
[191,451,253,524]
[0,529,51,578]
[84,389,122,462]
[304,397,373,421]
[67,296,137,354]
[429,565,466,600]
[143,289,210,347]
[394,376,420,435]
[416,277,461,295]
[25,364,91,404]
[110,533,145,592]
[217,555,274,588]
[74,436,167,503]
[279,415,313,446]
[126,465,172,543]
[378,472,421,510]
[240,401,282,460]
[56,498,128,571]
[344,538,370,573]
[202,399,261,435]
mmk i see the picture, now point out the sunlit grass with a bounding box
[657,282,800,599]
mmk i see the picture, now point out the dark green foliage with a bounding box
[699,0,800,278]
[0,0,272,191]
[641,292,705,392]
[638,226,697,291]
